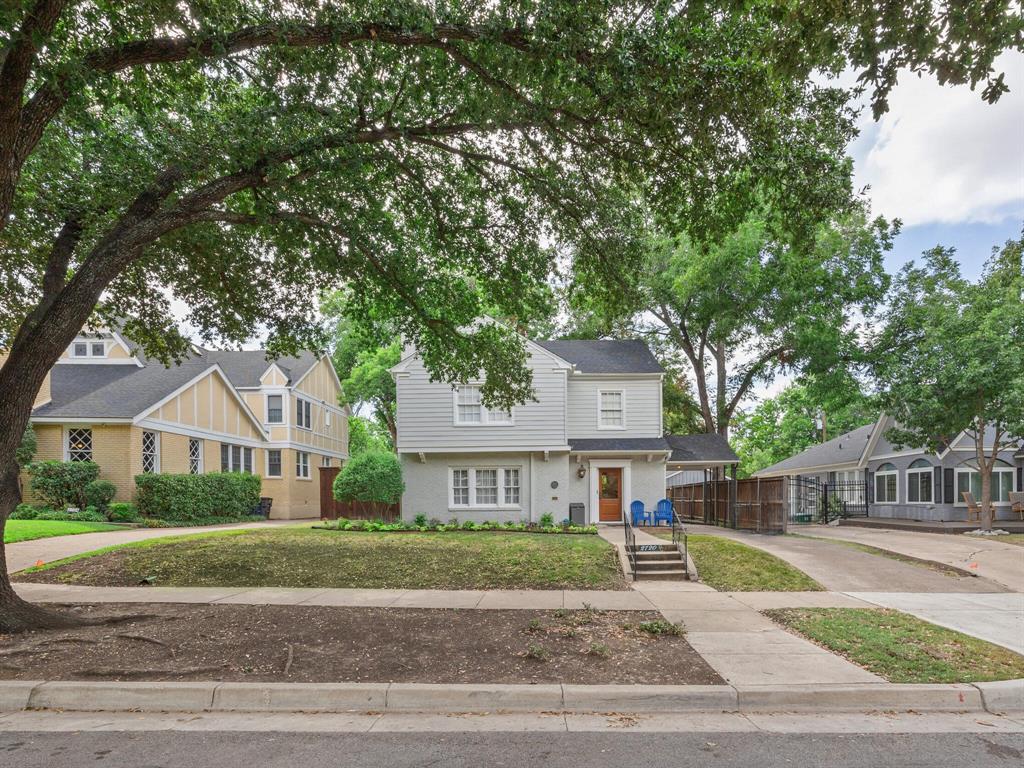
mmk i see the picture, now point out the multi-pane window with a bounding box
[296,451,311,478]
[188,438,203,474]
[874,462,898,504]
[73,342,88,357]
[267,449,282,477]
[599,390,624,428]
[450,467,522,507]
[66,428,92,462]
[71,340,106,357]
[957,462,1015,504]
[91,342,105,357]
[321,456,332,467]
[454,385,513,425]
[266,395,283,424]
[141,431,159,473]
[220,443,253,473]
[906,459,933,503]
[296,398,312,429]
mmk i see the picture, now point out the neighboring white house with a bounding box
[391,335,736,524]
[755,414,1023,522]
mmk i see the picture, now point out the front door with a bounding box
[598,467,623,522]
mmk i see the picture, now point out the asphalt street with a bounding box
[2,731,1023,768]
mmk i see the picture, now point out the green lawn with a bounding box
[653,531,823,591]
[18,527,627,590]
[4,519,122,544]
[767,607,1024,683]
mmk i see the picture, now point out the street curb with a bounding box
[3,680,1019,715]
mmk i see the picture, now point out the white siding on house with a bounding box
[394,352,569,452]
[566,376,662,439]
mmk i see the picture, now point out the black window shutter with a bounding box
[943,468,954,505]
[933,466,942,504]
[866,469,874,504]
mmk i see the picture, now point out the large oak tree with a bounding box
[0,1,1020,631]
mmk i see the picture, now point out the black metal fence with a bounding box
[787,477,868,524]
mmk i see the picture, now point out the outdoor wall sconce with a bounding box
[576,466,587,479]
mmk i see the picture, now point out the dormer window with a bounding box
[71,339,107,358]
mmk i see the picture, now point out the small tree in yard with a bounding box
[333,452,404,518]
[870,236,1024,531]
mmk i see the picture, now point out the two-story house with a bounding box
[10,324,348,519]
[392,334,736,524]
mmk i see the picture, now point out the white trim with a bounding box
[871,449,930,461]
[63,425,94,462]
[265,448,283,478]
[954,466,1015,506]
[446,465,523,510]
[873,465,899,505]
[294,395,313,431]
[905,464,934,505]
[858,414,889,468]
[265,392,286,425]
[188,437,204,474]
[755,462,861,478]
[136,418,267,449]
[401,445,571,454]
[451,384,515,427]
[33,417,133,424]
[295,450,312,480]
[572,372,664,380]
[54,356,141,366]
[260,362,289,386]
[141,429,161,474]
[588,459,632,525]
[597,389,626,431]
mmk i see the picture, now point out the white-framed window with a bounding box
[71,340,107,358]
[91,342,105,357]
[141,431,160,473]
[296,398,312,430]
[220,443,253,473]
[321,455,332,467]
[598,390,625,429]
[188,438,203,474]
[296,451,311,479]
[266,449,282,478]
[956,460,1015,505]
[874,462,898,504]
[906,459,933,504]
[266,394,284,424]
[453,385,513,426]
[66,427,93,462]
[72,342,88,357]
[449,466,522,508]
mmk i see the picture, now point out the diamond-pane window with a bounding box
[142,431,159,473]
[67,428,92,462]
[188,438,202,474]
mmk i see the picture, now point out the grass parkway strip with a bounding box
[4,520,124,544]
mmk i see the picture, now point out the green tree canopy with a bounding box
[869,235,1024,529]
[348,415,394,457]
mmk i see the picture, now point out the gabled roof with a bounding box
[754,422,876,477]
[201,349,318,388]
[535,339,663,374]
[666,433,738,465]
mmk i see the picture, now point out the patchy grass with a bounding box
[16,527,627,590]
[652,532,822,591]
[767,607,1024,683]
[4,520,122,544]
[787,533,964,577]
[967,533,1024,547]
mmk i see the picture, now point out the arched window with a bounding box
[956,459,1015,505]
[907,459,933,504]
[874,463,898,504]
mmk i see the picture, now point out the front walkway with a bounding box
[4,520,296,574]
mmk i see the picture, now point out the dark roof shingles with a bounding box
[536,339,663,374]
[665,433,739,464]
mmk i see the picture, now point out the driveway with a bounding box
[798,525,1024,592]
[4,520,297,574]
[682,525,1008,593]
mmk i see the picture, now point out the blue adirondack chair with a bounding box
[630,499,650,526]
[653,498,674,526]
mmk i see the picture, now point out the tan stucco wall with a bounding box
[154,370,261,440]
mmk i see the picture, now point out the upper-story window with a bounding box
[453,385,513,426]
[71,340,107,358]
[296,398,312,430]
[266,394,284,424]
[906,458,933,504]
[874,462,898,504]
[598,390,625,429]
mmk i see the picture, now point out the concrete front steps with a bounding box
[630,543,688,581]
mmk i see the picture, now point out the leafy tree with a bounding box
[662,372,705,437]
[349,415,394,456]
[0,1,1018,631]
[333,451,404,516]
[869,236,1024,530]
[571,212,896,437]
[341,342,402,447]
[732,379,877,477]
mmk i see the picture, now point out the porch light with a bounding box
[576,466,586,479]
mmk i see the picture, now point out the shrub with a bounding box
[11,503,43,519]
[539,512,554,527]
[134,472,261,521]
[107,502,140,522]
[16,424,37,468]
[84,479,117,510]
[332,451,403,516]
[76,506,108,522]
[413,513,428,528]
[27,460,100,508]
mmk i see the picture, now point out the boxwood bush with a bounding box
[84,479,117,511]
[332,452,403,516]
[134,472,261,521]
[27,460,100,508]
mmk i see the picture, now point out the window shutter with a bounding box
[943,468,954,505]
[1018,466,1023,494]
[828,471,836,485]
[865,469,874,504]
[933,466,942,504]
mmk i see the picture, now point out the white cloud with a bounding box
[848,51,1024,227]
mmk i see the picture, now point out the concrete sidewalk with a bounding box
[5,520,295,574]
[800,526,1024,592]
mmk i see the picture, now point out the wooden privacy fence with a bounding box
[317,466,401,521]
[667,477,787,534]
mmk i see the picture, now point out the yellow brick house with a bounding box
[14,325,348,519]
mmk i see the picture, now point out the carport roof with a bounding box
[665,433,739,465]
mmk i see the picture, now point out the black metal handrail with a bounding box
[621,506,637,579]
[671,507,688,578]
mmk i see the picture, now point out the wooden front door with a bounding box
[598,467,623,522]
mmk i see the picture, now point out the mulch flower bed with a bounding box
[0,604,722,685]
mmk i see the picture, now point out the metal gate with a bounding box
[787,477,868,524]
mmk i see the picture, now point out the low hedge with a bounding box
[318,517,598,535]
[10,503,107,522]
[27,460,100,508]
[134,472,261,521]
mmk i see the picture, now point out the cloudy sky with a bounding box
[847,51,1024,279]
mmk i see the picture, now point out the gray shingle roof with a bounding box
[536,340,663,374]
[201,350,318,388]
[666,433,739,465]
[754,422,876,476]
[569,437,670,452]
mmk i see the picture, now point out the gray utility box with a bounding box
[569,503,586,526]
